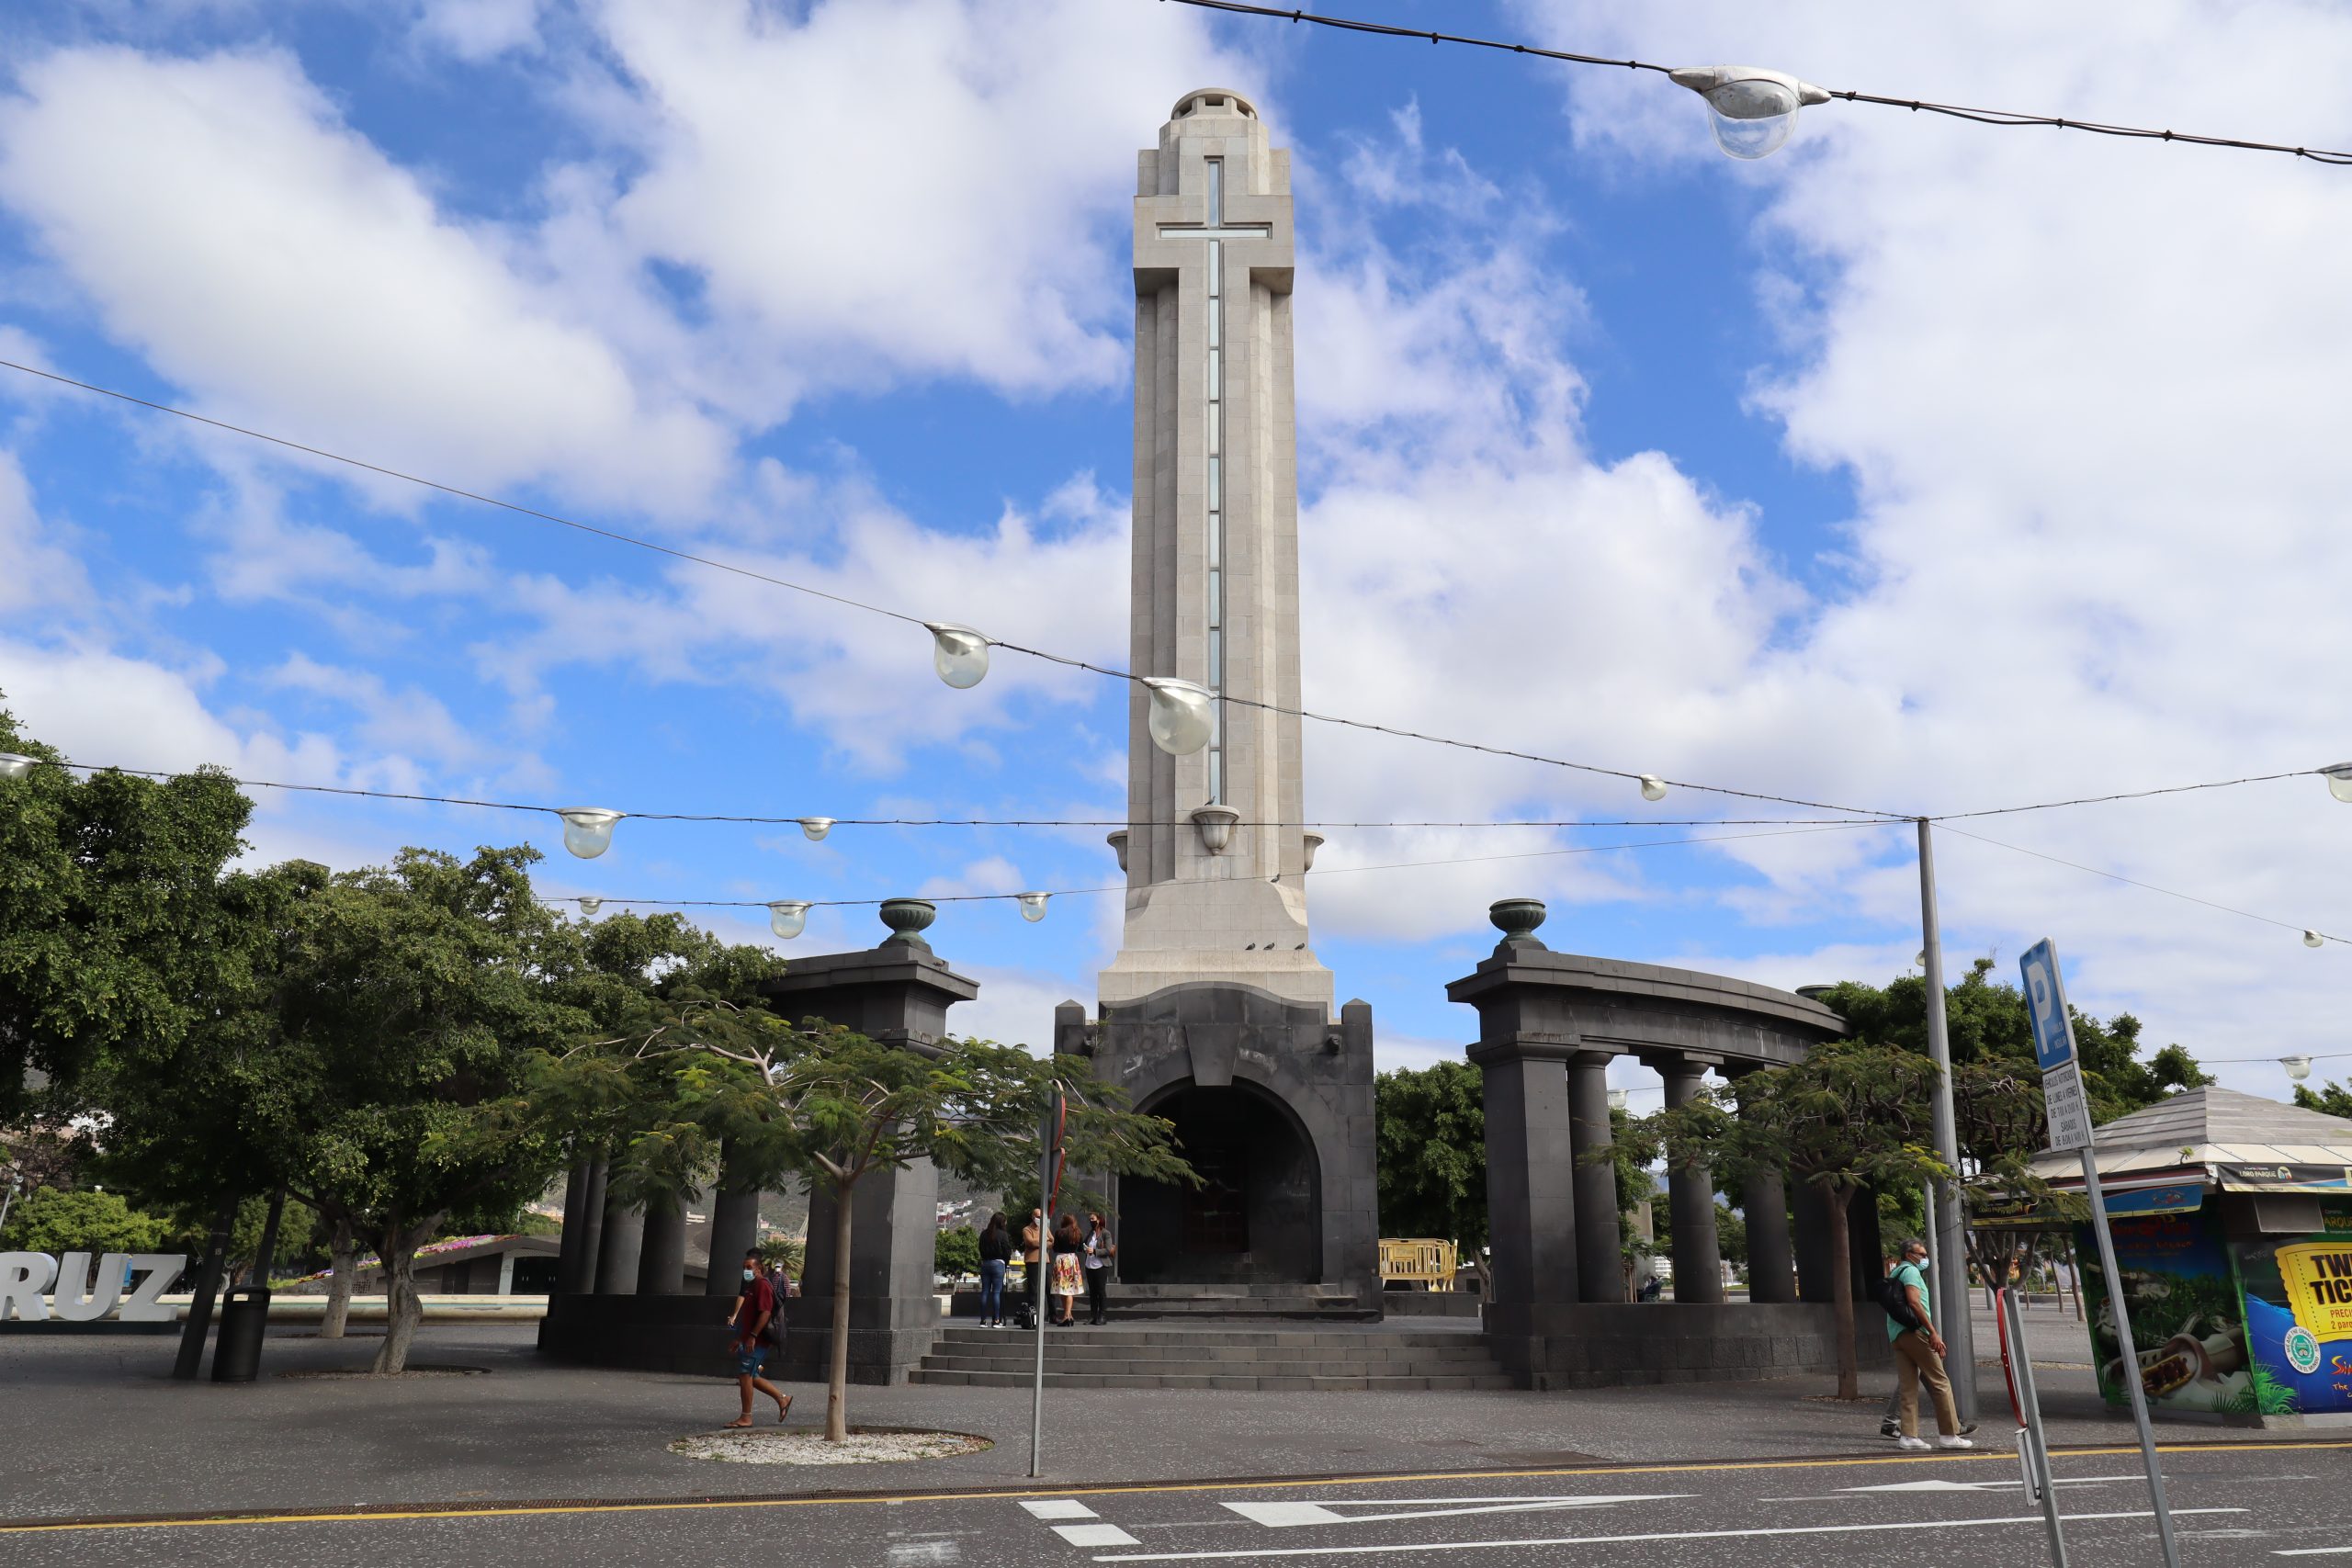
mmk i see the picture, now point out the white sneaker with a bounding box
[1895,1437,1930,1451]
[1936,1436,1975,1450]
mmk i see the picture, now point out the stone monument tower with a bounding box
[1059,89,1379,1314]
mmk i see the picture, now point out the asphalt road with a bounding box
[6,1441,2345,1567]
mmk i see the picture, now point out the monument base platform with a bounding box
[1485,1301,1895,1390]
[538,1292,944,1386]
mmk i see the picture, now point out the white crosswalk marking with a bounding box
[1223,1495,1690,1529]
[1023,1500,1099,1521]
[1056,1524,1143,1548]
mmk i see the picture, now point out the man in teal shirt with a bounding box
[1887,1238,1973,1450]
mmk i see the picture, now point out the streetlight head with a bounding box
[923,623,990,689]
[2304,929,2326,949]
[767,900,810,940]
[2324,761,2352,804]
[1141,676,1216,756]
[1670,64,1827,160]
[0,751,34,780]
[797,817,834,843]
[1638,774,1668,802]
[1607,1089,1631,1112]
[576,896,604,917]
[1016,892,1049,923]
[556,807,623,859]
[2282,1054,2313,1081]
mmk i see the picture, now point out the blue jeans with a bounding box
[978,1258,1006,1322]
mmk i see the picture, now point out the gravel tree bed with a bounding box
[668,1427,992,1465]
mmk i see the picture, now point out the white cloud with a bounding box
[414,0,542,62]
[0,448,89,614]
[471,469,1131,770]
[582,0,1253,414]
[0,44,730,514]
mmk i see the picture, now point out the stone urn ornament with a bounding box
[1487,897,1547,950]
[877,897,937,950]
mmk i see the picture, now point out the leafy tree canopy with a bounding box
[0,705,253,1122]
[2,1186,170,1255]
[1374,1061,1487,1251]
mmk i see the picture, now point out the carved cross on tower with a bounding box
[1154,155,1270,806]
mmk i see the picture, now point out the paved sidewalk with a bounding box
[0,1306,2277,1524]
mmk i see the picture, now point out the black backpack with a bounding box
[1874,1266,1926,1332]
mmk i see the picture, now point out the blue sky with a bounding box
[2,1,2348,1108]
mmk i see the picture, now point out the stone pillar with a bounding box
[1792,1178,1836,1303]
[1723,1066,1796,1304]
[555,1159,594,1296]
[757,900,978,1385]
[1565,1050,1623,1303]
[1849,1180,1886,1304]
[1657,1054,1724,1304]
[1467,1039,1578,1337]
[637,1192,688,1296]
[1744,1165,1798,1303]
[594,1189,641,1296]
[706,1140,762,1298]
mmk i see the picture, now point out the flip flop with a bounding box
[775,1395,794,1424]
[724,1418,754,1429]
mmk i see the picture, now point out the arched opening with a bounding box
[1121,1079,1320,1283]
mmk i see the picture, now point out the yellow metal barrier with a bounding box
[1377,1237,1457,1291]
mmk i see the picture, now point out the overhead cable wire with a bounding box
[560,821,1879,909]
[1939,823,2345,947]
[1162,0,2352,166]
[0,358,1905,822]
[33,757,1876,830]
[1928,769,2322,822]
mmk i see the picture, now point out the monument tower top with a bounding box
[1099,88,1327,1011]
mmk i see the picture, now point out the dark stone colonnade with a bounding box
[1447,899,1873,1390]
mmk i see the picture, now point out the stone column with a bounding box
[1724,1066,1796,1304]
[706,1140,763,1298]
[555,1158,593,1296]
[1565,1050,1623,1303]
[1657,1054,1724,1304]
[758,900,978,1385]
[637,1192,688,1296]
[594,1189,641,1296]
[1792,1179,1836,1303]
[1467,1039,1578,1335]
[1743,1165,1798,1303]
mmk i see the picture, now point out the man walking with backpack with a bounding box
[1880,1237,1972,1451]
[725,1247,791,1427]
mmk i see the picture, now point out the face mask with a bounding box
[1912,1257,1930,1272]
[742,1269,756,1282]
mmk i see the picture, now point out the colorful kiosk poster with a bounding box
[2075,1206,2256,1416]
[2229,1201,2352,1417]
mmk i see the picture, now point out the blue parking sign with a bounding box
[2019,938,2075,1072]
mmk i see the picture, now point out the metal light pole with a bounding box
[1915,818,1978,1421]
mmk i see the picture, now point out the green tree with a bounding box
[0,708,254,1124]
[1373,1062,1487,1251]
[661,1020,1194,1441]
[272,846,584,1372]
[757,1231,806,1279]
[1618,1040,1948,1398]
[934,1224,979,1280]
[0,1186,168,1254]
[2294,1080,2352,1120]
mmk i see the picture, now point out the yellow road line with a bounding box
[5,1441,2343,1536]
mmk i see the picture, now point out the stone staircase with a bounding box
[909,1323,1512,1392]
[1101,1281,1380,1320]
